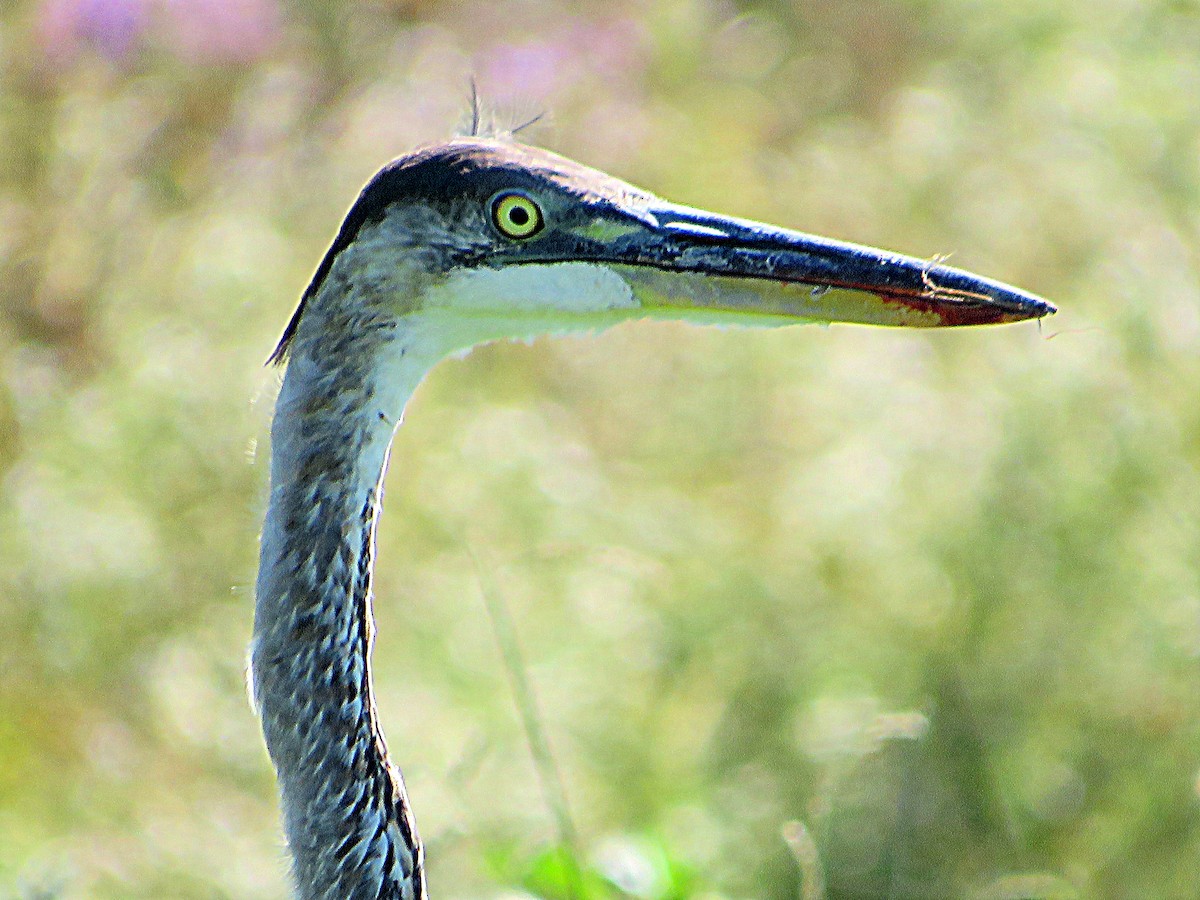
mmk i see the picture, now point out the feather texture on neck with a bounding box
[252,262,434,899]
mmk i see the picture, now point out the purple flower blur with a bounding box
[162,0,280,65]
[481,19,645,104]
[36,0,280,68]
[38,0,151,63]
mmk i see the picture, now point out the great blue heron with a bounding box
[251,138,1053,899]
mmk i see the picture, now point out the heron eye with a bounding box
[491,192,544,239]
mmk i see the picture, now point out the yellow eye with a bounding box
[491,192,544,239]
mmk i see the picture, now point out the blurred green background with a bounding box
[1,0,1198,897]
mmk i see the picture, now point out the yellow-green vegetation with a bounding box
[1,1,1197,897]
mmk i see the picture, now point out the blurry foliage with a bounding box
[1,0,1198,897]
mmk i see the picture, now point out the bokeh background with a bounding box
[1,1,1198,897]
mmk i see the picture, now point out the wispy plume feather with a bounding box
[456,77,548,141]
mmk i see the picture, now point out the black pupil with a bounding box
[508,205,530,226]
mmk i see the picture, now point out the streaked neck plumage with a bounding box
[252,248,436,900]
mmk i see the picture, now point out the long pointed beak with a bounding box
[602,201,1054,327]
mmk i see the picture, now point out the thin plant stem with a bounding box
[783,819,826,900]
[470,549,584,899]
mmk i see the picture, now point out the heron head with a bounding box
[272,139,1053,364]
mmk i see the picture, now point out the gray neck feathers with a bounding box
[253,258,437,900]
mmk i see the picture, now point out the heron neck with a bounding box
[252,314,433,900]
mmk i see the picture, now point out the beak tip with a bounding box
[1015,293,1057,323]
[888,288,1056,327]
[906,260,1055,326]
[926,277,1056,327]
